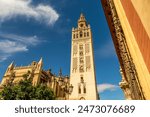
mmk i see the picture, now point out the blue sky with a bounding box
[0,0,124,100]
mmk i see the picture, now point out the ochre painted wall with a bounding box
[131,0,150,39]
[113,0,150,99]
[121,0,150,73]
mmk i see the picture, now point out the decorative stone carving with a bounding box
[119,67,132,100]
[79,44,83,50]
[79,65,84,73]
[79,51,83,56]
[106,0,145,99]
[80,57,84,64]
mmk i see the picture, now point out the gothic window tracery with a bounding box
[80,97,85,100]
[73,34,75,39]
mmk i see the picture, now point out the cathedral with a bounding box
[0,14,99,100]
[0,58,71,100]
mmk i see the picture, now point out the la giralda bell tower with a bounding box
[69,13,98,100]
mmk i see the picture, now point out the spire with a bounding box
[78,13,87,28]
[78,13,86,23]
[59,68,62,77]
[35,58,43,71]
[80,13,84,18]
[8,61,14,68]
[38,57,43,64]
[7,61,14,72]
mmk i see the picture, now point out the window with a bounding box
[80,51,83,56]
[87,32,89,36]
[79,45,83,50]
[78,85,81,94]
[79,66,84,72]
[76,34,78,38]
[80,57,84,64]
[84,32,86,37]
[73,34,75,39]
[80,97,85,100]
[83,85,86,93]
[80,31,83,38]
[81,77,84,83]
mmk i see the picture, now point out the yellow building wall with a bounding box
[113,0,150,99]
[131,0,150,38]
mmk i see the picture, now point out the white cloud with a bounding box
[0,33,40,45]
[0,0,59,25]
[0,33,40,62]
[97,83,119,93]
[0,40,28,53]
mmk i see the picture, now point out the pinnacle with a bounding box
[78,13,86,22]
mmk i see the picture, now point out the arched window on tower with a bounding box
[79,44,83,50]
[80,57,84,64]
[84,32,86,37]
[79,66,84,72]
[73,34,75,39]
[80,97,85,100]
[80,31,83,38]
[87,32,89,37]
[76,34,78,38]
[83,84,86,94]
[78,85,81,94]
[81,77,84,83]
[80,51,83,56]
